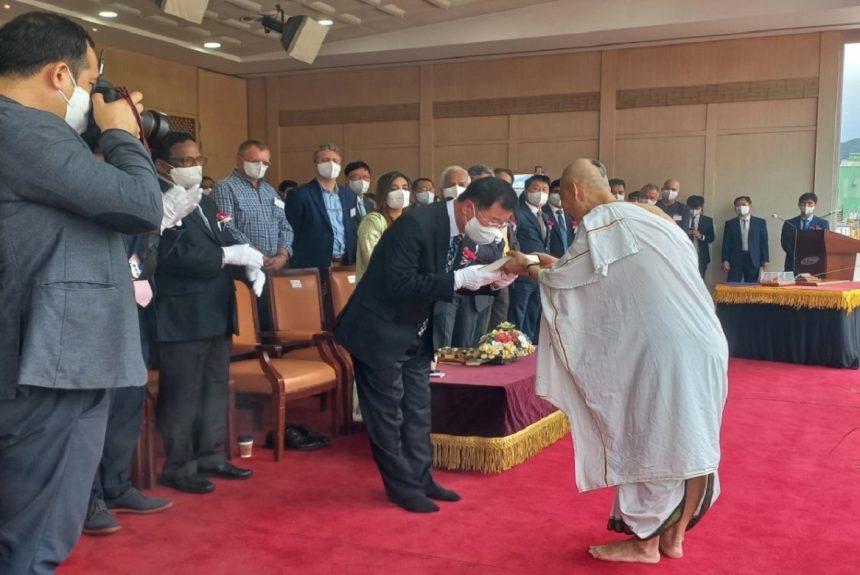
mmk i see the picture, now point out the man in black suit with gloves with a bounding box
[686,195,715,280]
[335,178,519,513]
[151,132,264,494]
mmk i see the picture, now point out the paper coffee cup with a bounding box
[238,435,253,458]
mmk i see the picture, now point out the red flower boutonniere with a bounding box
[216,211,232,232]
[460,246,478,266]
[545,218,556,229]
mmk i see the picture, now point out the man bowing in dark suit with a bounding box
[335,178,518,513]
[721,195,769,283]
[285,143,358,271]
[152,132,262,494]
[781,192,830,272]
[686,195,715,279]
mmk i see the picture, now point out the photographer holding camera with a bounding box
[0,12,164,573]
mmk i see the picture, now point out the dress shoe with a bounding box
[293,424,331,446]
[199,462,253,480]
[284,425,329,451]
[426,483,461,502]
[106,487,173,514]
[159,473,215,494]
[82,498,120,536]
[388,492,440,513]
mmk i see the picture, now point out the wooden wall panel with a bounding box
[198,70,247,180]
[348,147,421,182]
[515,111,600,141]
[434,117,509,144]
[617,34,821,89]
[715,99,818,131]
[516,140,599,178]
[615,136,706,194]
[275,66,420,109]
[345,121,419,147]
[433,144,509,181]
[101,46,197,117]
[617,105,707,136]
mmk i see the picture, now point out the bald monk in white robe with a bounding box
[504,159,728,564]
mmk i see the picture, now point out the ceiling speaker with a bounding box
[160,0,210,24]
[262,15,329,64]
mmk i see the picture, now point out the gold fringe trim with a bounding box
[431,410,570,474]
[713,284,860,314]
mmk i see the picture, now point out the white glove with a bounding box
[491,271,518,290]
[222,244,264,269]
[246,267,266,297]
[454,266,502,291]
[161,184,202,232]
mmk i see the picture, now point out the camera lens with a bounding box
[141,110,170,146]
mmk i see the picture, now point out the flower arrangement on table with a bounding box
[437,322,535,366]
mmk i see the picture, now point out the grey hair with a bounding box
[440,165,469,187]
[467,164,494,179]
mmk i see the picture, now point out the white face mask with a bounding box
[386,189,410,210]
[243,161,268,180]
[348,179,370,195]
[170,165,203,190]
[661,189,678,201]
[443,184,466,199]
[736,205,750,216]
[201,187,213,196]
[416,190,435,205]
[690,208,702,218]
[464,203,500,245]
[801,205,814,217]
[527,191,549,207]
[317,160,340,180]
[58,72,91,135]
[548,192,562,208]
[613,193,625,201]
[639,198,657,206]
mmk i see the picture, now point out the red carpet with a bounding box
[60,358,860,574]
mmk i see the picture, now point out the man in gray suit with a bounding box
[0,12,162,573]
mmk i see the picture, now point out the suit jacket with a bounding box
[780,215,830,271]
[514,201,550,255]
[721,215,769,268]
[152,191,240,343]
[0,94,162,398]
[689,213,715,265]
[335,201,458,368]
[542,204,576,258]
[285,179,358,269]
[353,195,376,229]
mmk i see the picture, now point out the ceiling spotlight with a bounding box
[91,27,99,32]
[3,4,11,9]
[318,19,333,26]
[203,41,222,49]
[98,11,119,18]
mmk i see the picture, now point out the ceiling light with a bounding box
[318,19,334,26]
[3,4,11,10]
[98,11,119,19]
[377,4,406,18]
[91,27,98,32]
[203,41,222,49]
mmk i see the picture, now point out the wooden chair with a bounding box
[326,266,359,432]
[230,276,344,461]
[131,370,237,490]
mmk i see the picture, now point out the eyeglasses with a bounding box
[474,209,509,229]
[170,156,208,167]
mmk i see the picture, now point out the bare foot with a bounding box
[659,531,683,559]
[588,538,660,564]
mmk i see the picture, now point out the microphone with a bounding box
[821,210,838,219]
[771,213,795,227]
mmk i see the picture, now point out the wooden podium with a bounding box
[794,230,860,280]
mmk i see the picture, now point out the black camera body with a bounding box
[82,77,170,149]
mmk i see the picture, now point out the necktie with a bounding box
[133,280,153,308]
[741,219,749,251]
[801,219,808,231]
[196,205,213,233]
[537,212,547,240]
[446,234,464,273]
[357,200,366,218]
[556,210,568,251]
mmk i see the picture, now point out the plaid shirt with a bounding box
[212,169,288,257]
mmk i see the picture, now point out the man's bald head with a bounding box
[559,159,613,220]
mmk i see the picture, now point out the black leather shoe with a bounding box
[285,425,329,451]
[293,424,331,446]
[159,474,215,494]
[388,492,440,513]
[199,462,253,480]
[426,483,461,502]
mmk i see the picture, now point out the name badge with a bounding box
[274,198,285,209]
[350,208,357,217]
[673,214,682,221]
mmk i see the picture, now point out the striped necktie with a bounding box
[446,234,464,272]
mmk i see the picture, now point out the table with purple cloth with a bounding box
[429,354,569,473]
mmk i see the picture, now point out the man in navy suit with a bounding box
[509,175,552,342]
[285,143,358,271]
[542,179,575,258]
[686,195,715,279]
[721,196,769,283]
[780,192,830,272]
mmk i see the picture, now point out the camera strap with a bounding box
[114,86,151,153]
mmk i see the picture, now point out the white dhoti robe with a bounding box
[535,202,728,538]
